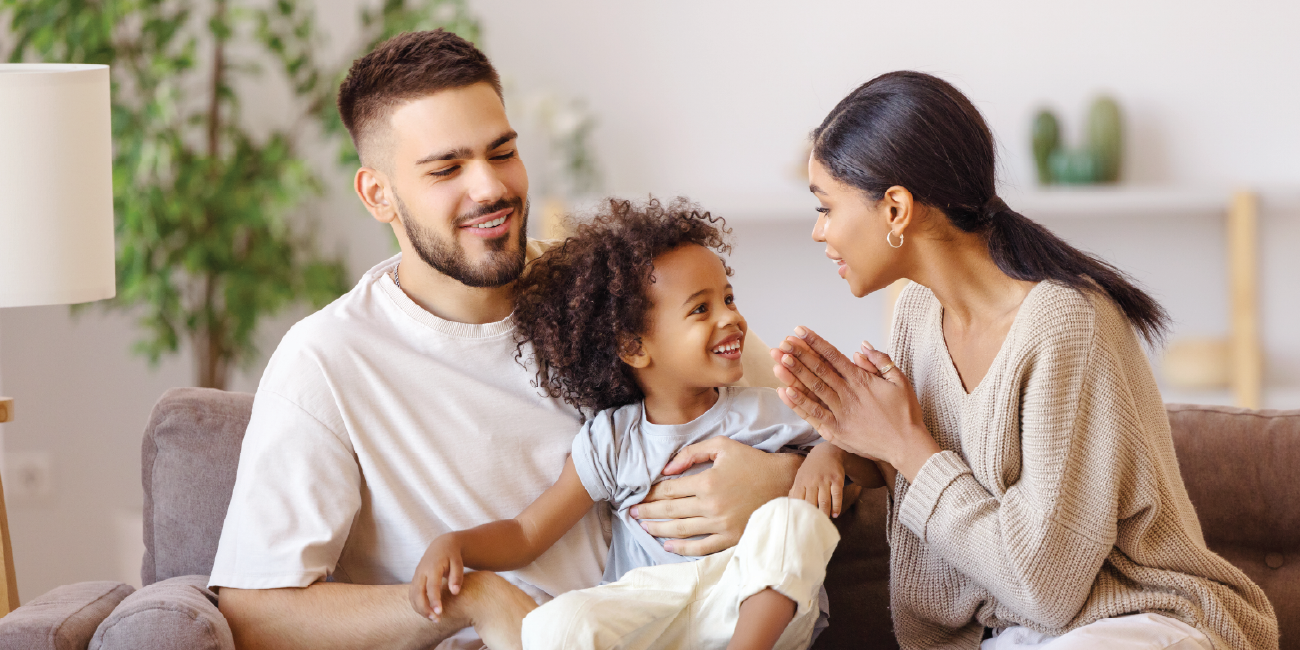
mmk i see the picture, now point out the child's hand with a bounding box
[789,443,847,518]
[410,533,465,621]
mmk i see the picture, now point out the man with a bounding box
[211,30,802,650]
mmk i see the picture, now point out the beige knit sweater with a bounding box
[885,281,1278,650]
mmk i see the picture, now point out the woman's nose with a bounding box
[811,214,827,242]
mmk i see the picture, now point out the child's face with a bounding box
[632,244,748,389]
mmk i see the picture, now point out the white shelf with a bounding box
[1000,186,1230,219]
[689,186,1247,223]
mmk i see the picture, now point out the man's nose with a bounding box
[464,160,508,204]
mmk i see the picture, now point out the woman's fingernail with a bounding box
[862,340,874,351]
[795,326,809,339]
[630,506,640,518]
[782,354,795,367]
[778,340,793,352]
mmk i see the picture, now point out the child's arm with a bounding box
[789,443,885,518]
[410,457,596,619]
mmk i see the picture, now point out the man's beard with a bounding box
[394,193,529,288]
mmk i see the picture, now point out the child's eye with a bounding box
[691,303,708,315]
[724,294,735,306]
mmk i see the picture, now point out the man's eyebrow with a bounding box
[413,131,518,166]
[415,147,472,166]
[487,130,518,151]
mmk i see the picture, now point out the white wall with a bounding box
[1,0,1297,601]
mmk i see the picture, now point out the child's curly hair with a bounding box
[515,197,732,415]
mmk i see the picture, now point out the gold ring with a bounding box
[877,363,896,375]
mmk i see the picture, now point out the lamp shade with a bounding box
[0,64,116,308]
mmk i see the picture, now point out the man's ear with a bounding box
[355,166,397,225]
[618,337,650,369]
[882,185,915,235]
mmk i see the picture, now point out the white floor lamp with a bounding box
[0,64,117,614]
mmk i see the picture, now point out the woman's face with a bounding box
[808,156,899,298]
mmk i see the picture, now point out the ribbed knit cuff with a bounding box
[898,450,971,542]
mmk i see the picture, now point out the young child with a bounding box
[410,198,880,650]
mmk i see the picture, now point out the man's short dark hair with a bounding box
[337,29,502,166]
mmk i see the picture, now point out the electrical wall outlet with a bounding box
[4,451,53,505]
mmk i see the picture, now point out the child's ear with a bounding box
[618,338,650,369]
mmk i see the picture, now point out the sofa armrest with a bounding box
[90,575,232,650]
[0,581,134,650]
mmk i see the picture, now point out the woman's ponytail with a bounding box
[812,71,1169,344]
[985,201,1168,344]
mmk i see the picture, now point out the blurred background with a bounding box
[1,0,1297,602]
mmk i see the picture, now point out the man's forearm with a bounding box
[219,582,465,650]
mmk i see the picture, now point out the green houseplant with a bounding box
[2,0,481,389]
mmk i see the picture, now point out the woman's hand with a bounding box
[773,326,941,483]
[790,443,847,518]
[410,533,465,621]
[630,437,803,556]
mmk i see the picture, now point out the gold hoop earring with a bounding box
[886,230,904,248]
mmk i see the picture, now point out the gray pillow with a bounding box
[89,575,232,650]
[0,581,134,650]
[141,388,252,585]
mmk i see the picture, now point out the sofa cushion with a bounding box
[141,388,253,586]
[813,486,896,650]
[1167,403,1300,648]
[89,575,232,650]
[0,581,133,650]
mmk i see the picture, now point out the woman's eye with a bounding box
[815,206,830,217]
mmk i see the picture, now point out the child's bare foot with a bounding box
[458,571,539,650]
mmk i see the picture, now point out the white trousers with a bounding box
[521,497,841,650]
[981,613,1215,650]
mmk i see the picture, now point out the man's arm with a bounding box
[219,582,461,650]
[628,437,803,556]
[220,570,536,650]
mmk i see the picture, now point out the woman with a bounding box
[770,71,1277,650]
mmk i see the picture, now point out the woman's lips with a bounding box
[834,259,848,278]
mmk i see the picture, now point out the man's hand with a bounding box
[629,437,803,556]
[410,534,465,620]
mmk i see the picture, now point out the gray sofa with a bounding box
[0,388,1296,649]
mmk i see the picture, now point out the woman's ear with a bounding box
[883,186,915,234]
[618,337,650,369]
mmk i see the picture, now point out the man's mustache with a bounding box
[454,198,522,226]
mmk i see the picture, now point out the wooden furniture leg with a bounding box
[0,396,17,615]
[1228,191,1262,409]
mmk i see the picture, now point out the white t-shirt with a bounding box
[208,250,609,603]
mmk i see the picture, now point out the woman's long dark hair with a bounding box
[811,71,1168,344]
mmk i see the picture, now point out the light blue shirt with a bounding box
[571,386,821,583]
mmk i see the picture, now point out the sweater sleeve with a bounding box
[896,290,1134,629]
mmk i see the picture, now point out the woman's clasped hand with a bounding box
[770,326,939,484]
